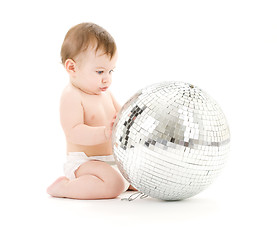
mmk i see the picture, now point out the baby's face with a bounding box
[72,47,117,95]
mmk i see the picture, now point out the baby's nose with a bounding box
[102,75,110,83]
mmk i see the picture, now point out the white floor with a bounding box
[2,163,276,240]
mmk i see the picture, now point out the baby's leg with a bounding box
[47,161,125,200]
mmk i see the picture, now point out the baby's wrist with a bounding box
[104,126,109,140]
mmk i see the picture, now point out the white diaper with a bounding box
[64,152,130,192]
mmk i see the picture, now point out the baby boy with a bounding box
[47,22,133,199]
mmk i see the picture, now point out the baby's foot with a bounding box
[47,176,68,198]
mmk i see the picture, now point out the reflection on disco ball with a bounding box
[112,81,230,200]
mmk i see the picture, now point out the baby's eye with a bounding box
[109,70,114,74]
[96,71,104,75]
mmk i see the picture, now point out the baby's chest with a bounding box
[82,95,116,125]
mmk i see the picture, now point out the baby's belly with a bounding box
[66,141,113,156]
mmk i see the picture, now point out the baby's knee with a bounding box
[105,176,125,198]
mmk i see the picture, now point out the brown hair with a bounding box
[60,22,117,64]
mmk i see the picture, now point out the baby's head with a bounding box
[61,22,117,64]
[61,22,118,95]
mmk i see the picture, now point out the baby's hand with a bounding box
[104,114,117,140]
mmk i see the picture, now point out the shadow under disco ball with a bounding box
[112,81,230,200]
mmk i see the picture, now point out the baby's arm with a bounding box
[60,89,109,146]
[109,91,121,112]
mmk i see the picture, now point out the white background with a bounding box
[1,0,277,239]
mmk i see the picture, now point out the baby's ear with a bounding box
[65,59,76,74]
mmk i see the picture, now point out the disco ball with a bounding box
[112,81,230,200]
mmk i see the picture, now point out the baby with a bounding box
[47,22,133,200]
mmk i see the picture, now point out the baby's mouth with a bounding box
[100,87,108,91]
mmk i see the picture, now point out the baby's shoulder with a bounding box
[60,84,81,104]
[61,84,81,98]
